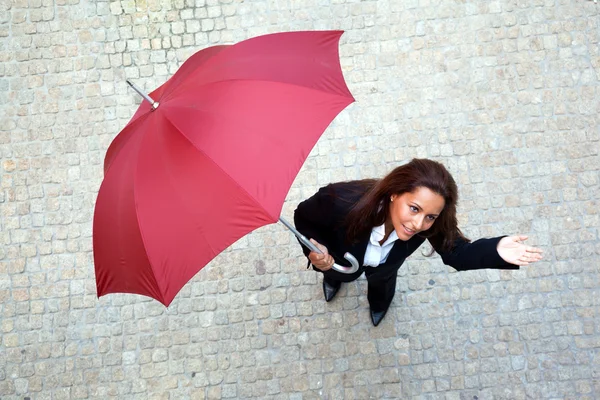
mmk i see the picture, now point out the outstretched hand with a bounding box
[497,235,543,266]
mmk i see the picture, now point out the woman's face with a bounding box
[389,187,445,241]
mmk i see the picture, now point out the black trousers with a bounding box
[322,267,397,311]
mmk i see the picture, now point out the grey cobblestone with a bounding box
[1,0,600,398]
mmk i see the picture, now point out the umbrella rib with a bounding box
[130,134,169,305]
[159,113,278,223]
[156,79,354,225]
[131,204,167,305]
[104,111,153,176]
[163,77,354,106]
[160,30,349,101]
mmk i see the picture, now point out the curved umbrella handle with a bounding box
[278,217,360,274]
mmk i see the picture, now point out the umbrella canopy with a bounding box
[93,30,355,306]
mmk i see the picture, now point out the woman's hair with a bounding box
[345,158,469,253]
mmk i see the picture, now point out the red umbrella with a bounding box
[93,31,357,306]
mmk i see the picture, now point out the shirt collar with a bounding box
[369,223,399,246]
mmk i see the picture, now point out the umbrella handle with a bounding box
[279,217,360,274]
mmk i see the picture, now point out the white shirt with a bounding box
[363,224,399,267]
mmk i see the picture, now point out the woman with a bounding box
[294,159,543,326]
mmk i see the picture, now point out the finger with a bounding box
[309,239,321,250]
[315,254,329,263]
[518,256,535,263]
[309,239,323,253]
[308,252,323,263]
[521,256,542,263]
[520,251,543,262]
[512,235,528,243]
[321,258,334,270]
[526,247,543,254]
[313,257,332,270]
[310,240,329,255]
[521,252,543,262]
[316,263,330,271]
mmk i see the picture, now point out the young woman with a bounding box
[294,158,543,326]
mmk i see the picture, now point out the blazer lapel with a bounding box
[382,235,426,266]
[346,231,370,266]
[382,240,407,266]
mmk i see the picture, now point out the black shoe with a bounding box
[370,307,389,326]
[322,278,341,302]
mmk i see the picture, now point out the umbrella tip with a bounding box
[125,79,158,109]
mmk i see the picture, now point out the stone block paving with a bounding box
[1,0,599,398]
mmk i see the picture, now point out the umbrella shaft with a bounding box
[278,217,320,253]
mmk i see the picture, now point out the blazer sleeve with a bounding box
[428,234,519,271]
[293,184,338,263]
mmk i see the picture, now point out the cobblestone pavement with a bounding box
[1,0,599,398]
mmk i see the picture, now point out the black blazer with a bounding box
[294,182,519,283]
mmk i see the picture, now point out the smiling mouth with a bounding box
[402,225,416,235]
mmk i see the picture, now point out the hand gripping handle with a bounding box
[279,217,360,274]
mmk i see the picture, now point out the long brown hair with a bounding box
[345,158,469,253]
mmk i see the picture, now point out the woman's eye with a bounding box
[410,206,418,212]
[427,215,436,221]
